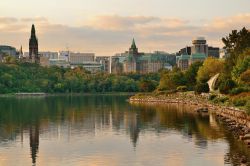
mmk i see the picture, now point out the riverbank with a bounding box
[129,92,250,148]
[0,92,136,98]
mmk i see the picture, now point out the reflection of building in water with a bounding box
[124,112,140,147]
[30,125,39,165]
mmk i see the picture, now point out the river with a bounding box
[0,95,249,166]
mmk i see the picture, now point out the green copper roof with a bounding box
[176,54,190,60]
[131,38,137,49]
[190,53,207,59]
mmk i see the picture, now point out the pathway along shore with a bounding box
[129,92,250,148]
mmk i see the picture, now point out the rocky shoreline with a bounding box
[129,94,250,149]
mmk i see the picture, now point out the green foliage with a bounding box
[195,83,209,94]
[231,49,250,83]
[209,94,217,101]
[197,57,224,83]
[230,93,250,107]
[246,101,250,114]
[0,63,160,94]
[176,86,187,92]
[222,27,250,70]
[219,79,236,94]
[184,61,203,88]
[158,69,187,91]
[240,69,250,85]
[229,86,250,95]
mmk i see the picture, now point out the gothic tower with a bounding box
[29,24,39,63]
[129,38,138,55]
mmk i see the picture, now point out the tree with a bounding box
[222,27,250,71]
[219,79,236,94]
[197,57,224,83]
[158,70,187,90]
[231,49,250,84]
[195,83,209,94]
[185,61,203,88]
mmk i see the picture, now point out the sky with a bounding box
[0,0,250,55]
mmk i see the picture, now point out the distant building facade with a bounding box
[191,37,208,55]
[96,56,111,73]
[69,53,95,64]
[176,53,207,70]
[176,37,219,70]
[40,52,58,59]
[112,39,174,74]
[29,24,39,63]
[0,45,17,58]
[208,46,220,58]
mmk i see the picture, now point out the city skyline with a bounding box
[0,0,250,55]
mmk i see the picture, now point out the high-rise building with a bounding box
[191,37,208,55]
[208,46,220,58]
[29,24,39,63]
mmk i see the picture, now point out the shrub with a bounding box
[195,83,209,94]
[232,98,247,107]
[230,86,250,95]
[230,92,250,107]
[219,79,236,94]
[177,86,187,92]
[246,101,250,114]
[209,94,217,101]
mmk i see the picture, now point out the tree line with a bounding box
[0,63,160,94]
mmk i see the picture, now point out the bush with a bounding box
[195,83,209,94]
[232,98,247,107]
[230,86,250,95]
[246,101,250,114]
[230,92,250,107]
[209,94,217,101]
[219,79,236,94]
[176,86,187,92]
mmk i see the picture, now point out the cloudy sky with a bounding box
[0,0,250,55]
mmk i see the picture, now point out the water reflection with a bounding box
[0,95,249,165]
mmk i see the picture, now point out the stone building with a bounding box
[29,24,39,63]
[121,39,171,74]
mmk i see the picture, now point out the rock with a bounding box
[196,108,208,113]
[244,139,250,145]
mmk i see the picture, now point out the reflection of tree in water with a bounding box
[216,121,250,166]
[29,124,39,165]
[0,96,250,165]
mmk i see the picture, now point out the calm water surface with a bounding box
[0,95,249,166]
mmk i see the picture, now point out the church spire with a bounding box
[31,24,36,36]
[131,38,137,49]
[129,38,138,55]
[29,24,39,63]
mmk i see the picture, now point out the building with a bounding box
[177,46,191,56]
[49,59,70,68]
[111,54,127,74]
[115,39,172,74]
[96,56,111,73]
[176,53,207,70]
[40,56,50,67]
[59,51,70,62]
[40,52,59,59]
[176,54,190,70]
[71,61,102,73]
[0,45,17,58]
[69,53,95,64]
[176,37,219,70]
[29,24,39,63]
[191,37,208,55]
[208,47,220,58]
